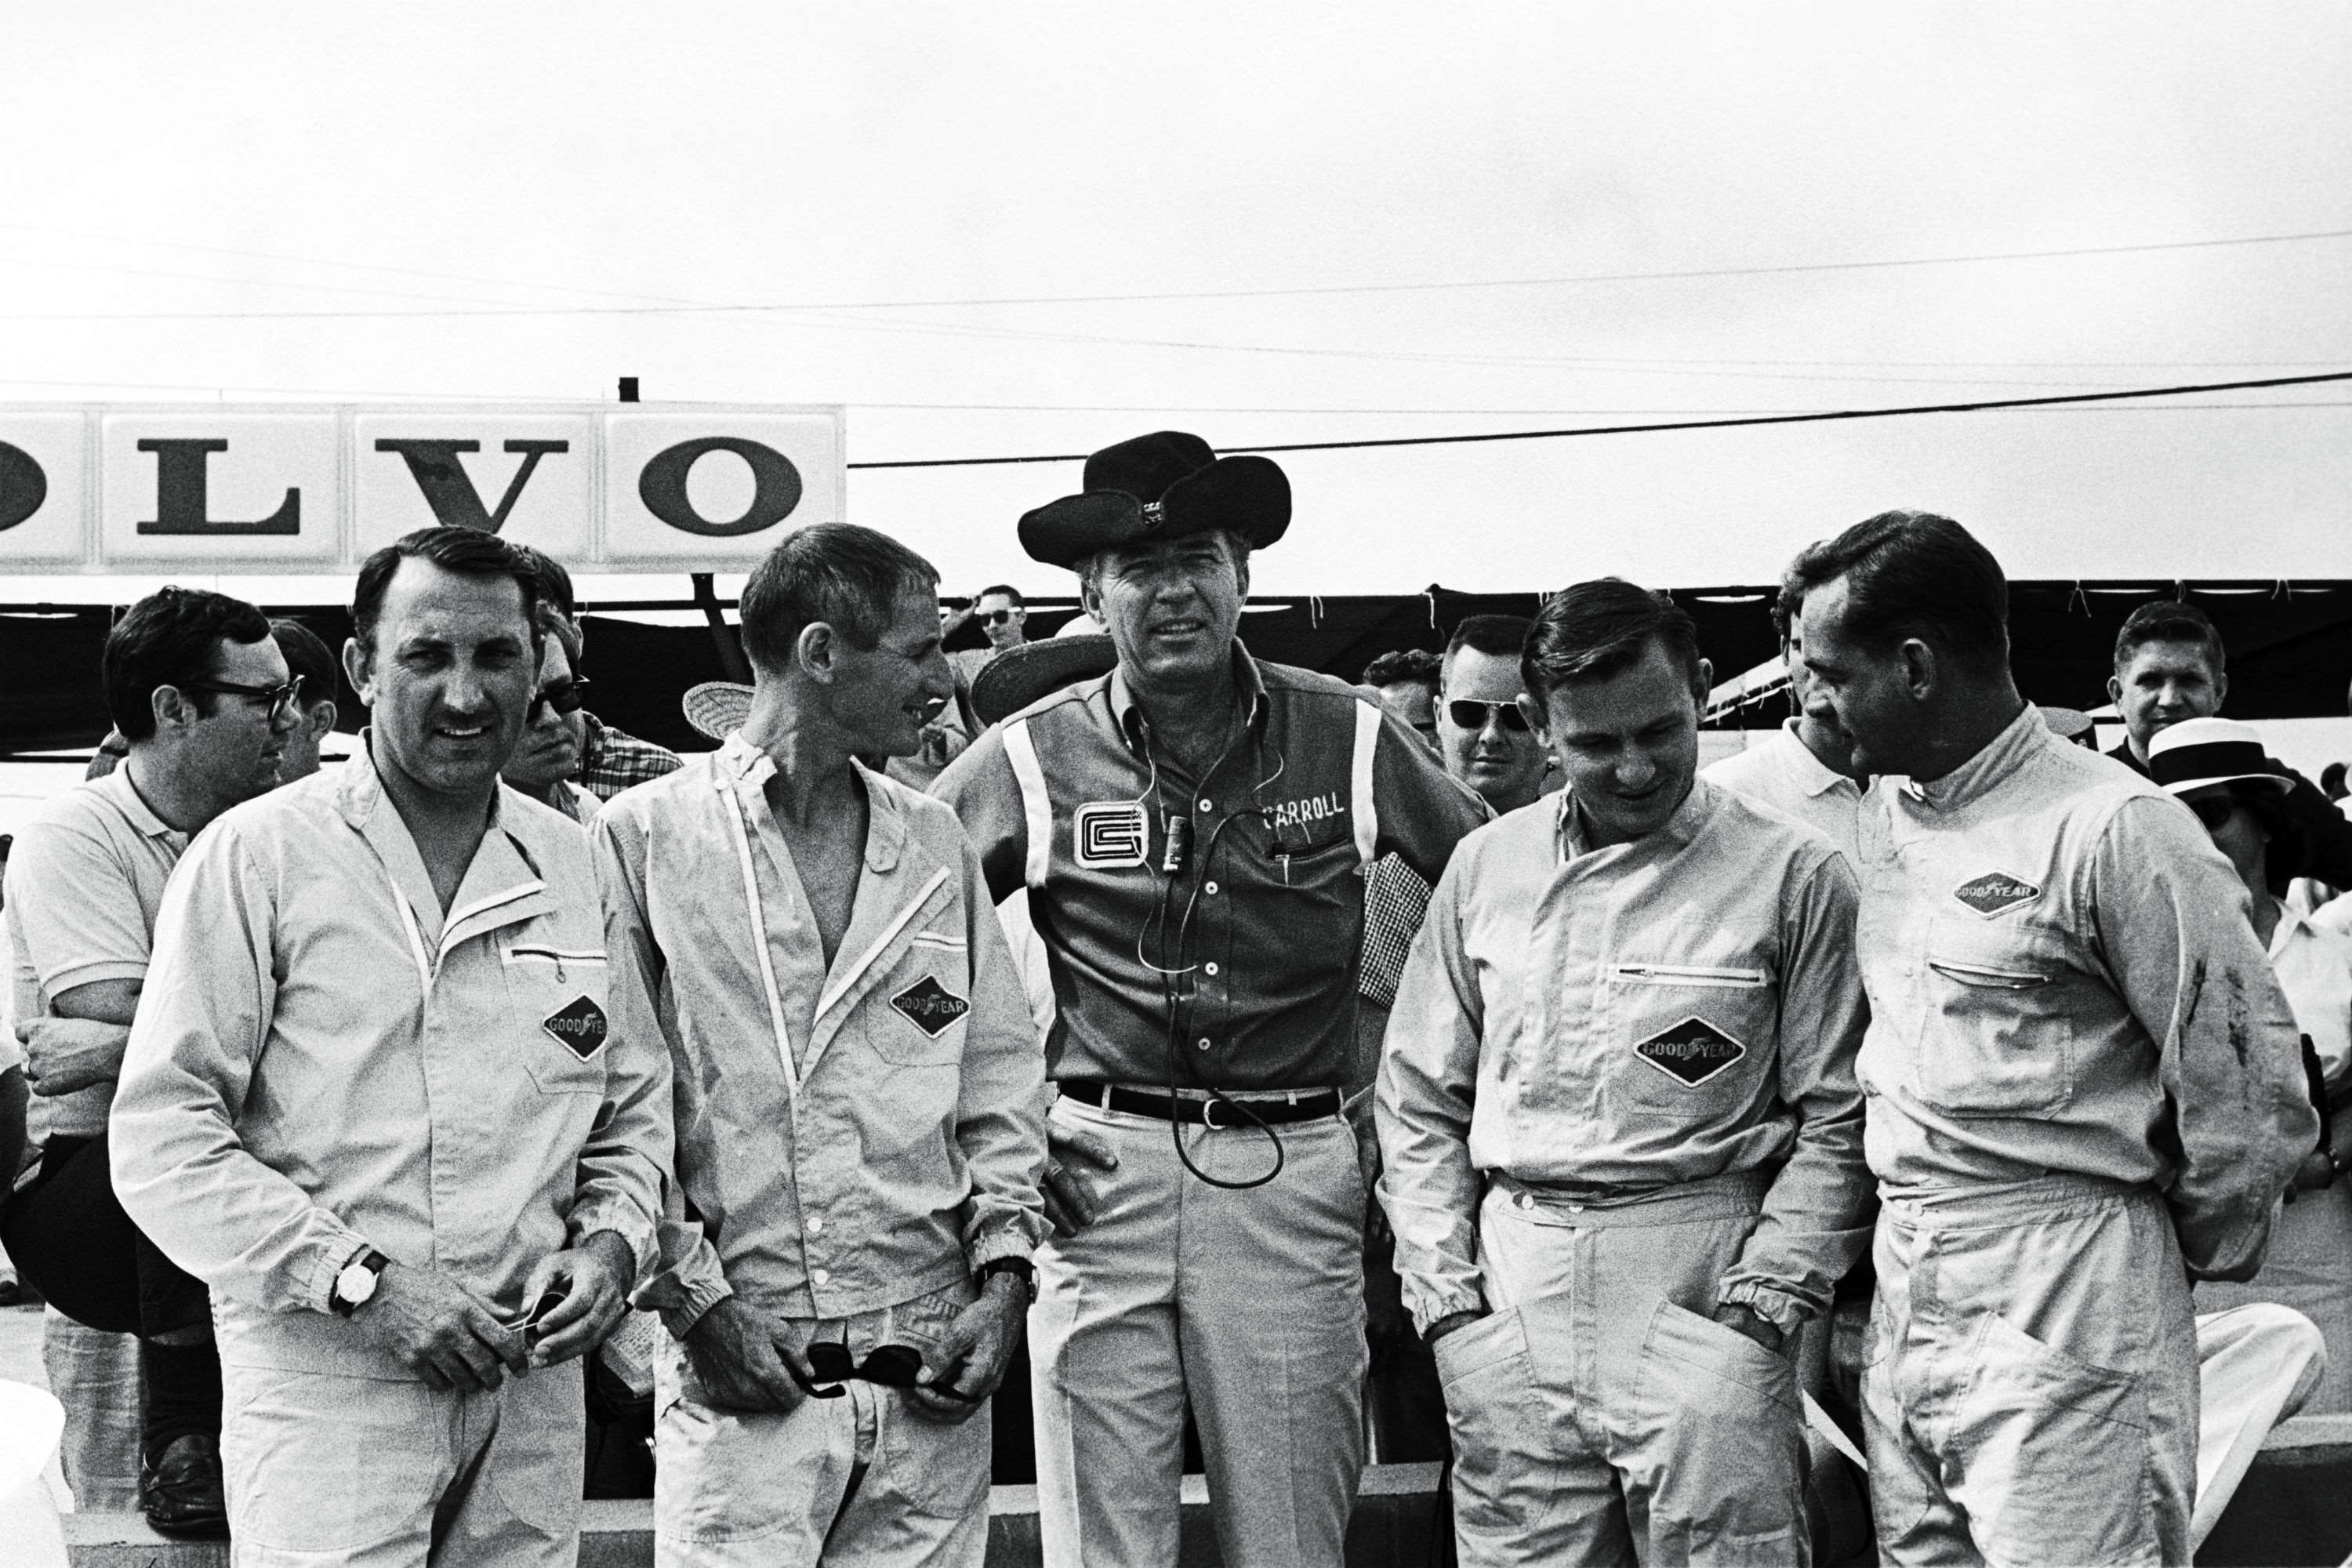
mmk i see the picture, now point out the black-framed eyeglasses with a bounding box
[181,678,303,723]
[981,608,1020,626]
[528,678,590,724]
[788,1338,979,1402]
[1446,699,1530,734]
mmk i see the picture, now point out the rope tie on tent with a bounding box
[1308,594,1324,627]
[2067,582,2089,615]
[1425,589,1439,629]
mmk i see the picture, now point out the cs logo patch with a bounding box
[1954,873,2040,918]
[1074,800,1149,869]
[1633,1017,1748,1087]
[543,995,609,1059]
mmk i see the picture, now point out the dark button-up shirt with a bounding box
[932,645,1486,1090]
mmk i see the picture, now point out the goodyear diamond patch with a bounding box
[1634,1016,1748,1087]
[891,976,971,1038]
[543,995,608,1059]
[1953,873,2040,918]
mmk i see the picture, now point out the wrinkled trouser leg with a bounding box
[40,1308,143,1512]
[1032,1095,1366,1568]
[1440,1174,1804,1568]
[653,1285,993,1568]
[220,1359,583,1568]
[1864,1177,2198,1568]
[2189,1303,2326,1550]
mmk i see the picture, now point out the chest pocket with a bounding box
[1914,916,2071,1116]
[1606,961,1776,1115]
[500,940,612,1096]
[864,933,973,1069]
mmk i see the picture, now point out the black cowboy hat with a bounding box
[1017,430,1290,569]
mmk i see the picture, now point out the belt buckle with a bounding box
[1200,1098,1229,1131]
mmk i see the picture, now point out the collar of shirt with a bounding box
[332,731,555,965]
[2270,905,2319,964]
[1902,702,2043,812]
[1771,719,1859,799]
[103,763,188,847]
[1105,640,1269,758]
[1554,777,1712,865]
[714,731,908,877]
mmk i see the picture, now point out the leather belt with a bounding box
[1061,1080,1342,1129]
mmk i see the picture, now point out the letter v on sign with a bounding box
[373,439,569,533]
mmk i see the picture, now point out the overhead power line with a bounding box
[2,225,2345,323]
[844,372,2352,469]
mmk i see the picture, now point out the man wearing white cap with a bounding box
[1792,511,2314,1566]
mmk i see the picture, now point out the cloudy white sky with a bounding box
[2,2,2347,599]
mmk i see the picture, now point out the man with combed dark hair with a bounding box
[1363,647,1443,751]
[1436,615,1548,815]
[2,585,294,1537]
[935,432,1483,1568]
[1792,510,2315,1565]
[1380,577,1871,1565]
[1704,563,1865,861]
[111,527,668,1566]
[268,617,342,782]
[514,545,684,803]
[2103,597,2352,890]
[601,522,1044,1566]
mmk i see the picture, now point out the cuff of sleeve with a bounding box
[1716,1280,1807,1332]
[306,1232,374,1317]
[641,1273,732,1342]
[568,1198,659,1289]
[1406,1290,1486,1341]
[966,1217,1040,1273]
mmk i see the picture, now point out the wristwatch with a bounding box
[977,1258,1037,1303]
[329,1250,390,1317]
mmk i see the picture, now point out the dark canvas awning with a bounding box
[5,578,2346,758]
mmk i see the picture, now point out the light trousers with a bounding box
[1029,1094,1368,1568]
[1439,1170,1804,1568]
[653,1283,993,1568]
[1864,1174,2198,1567]
[2190,1302,2326,1550]
[220,1358,583,1568]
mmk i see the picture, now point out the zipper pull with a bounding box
[1279,852,1291,886]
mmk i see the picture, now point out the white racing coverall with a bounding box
[1853,706,2314,1566]
[1380,780,1874,1566]
[598,739,1047,1568]
[111,751,670,1567]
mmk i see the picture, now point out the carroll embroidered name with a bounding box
[1268,793,1345,831]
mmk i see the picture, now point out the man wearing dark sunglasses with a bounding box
[502,608,600,825]
[1436,615,1549,817]
[2,586,296,1537]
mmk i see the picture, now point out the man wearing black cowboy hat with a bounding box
[934,432,1486,1567]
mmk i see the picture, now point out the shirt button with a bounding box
[1204,880,1218,894]
[1198,798,1214,812]
[811,1267,830,1286]
[1197,1037,1213,1051]
[1203,962,1219,977]
[806,1216,824,1235]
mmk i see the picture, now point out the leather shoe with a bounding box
[140,1432,230,1539]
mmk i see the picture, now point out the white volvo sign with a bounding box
[0,402,844,572]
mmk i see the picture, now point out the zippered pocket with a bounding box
[1927,959,2049,991]
[502,946,608,984]
[1610,963,1768,989]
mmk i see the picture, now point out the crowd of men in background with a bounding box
[0,426,2343,1568]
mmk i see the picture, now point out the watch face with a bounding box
[338,1262,378,1305]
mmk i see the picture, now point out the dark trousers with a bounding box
[3,1131,209,1337]
[3,1130,221,1461]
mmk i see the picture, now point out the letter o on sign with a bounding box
[637,437,801,539]
[0,441,48,532]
